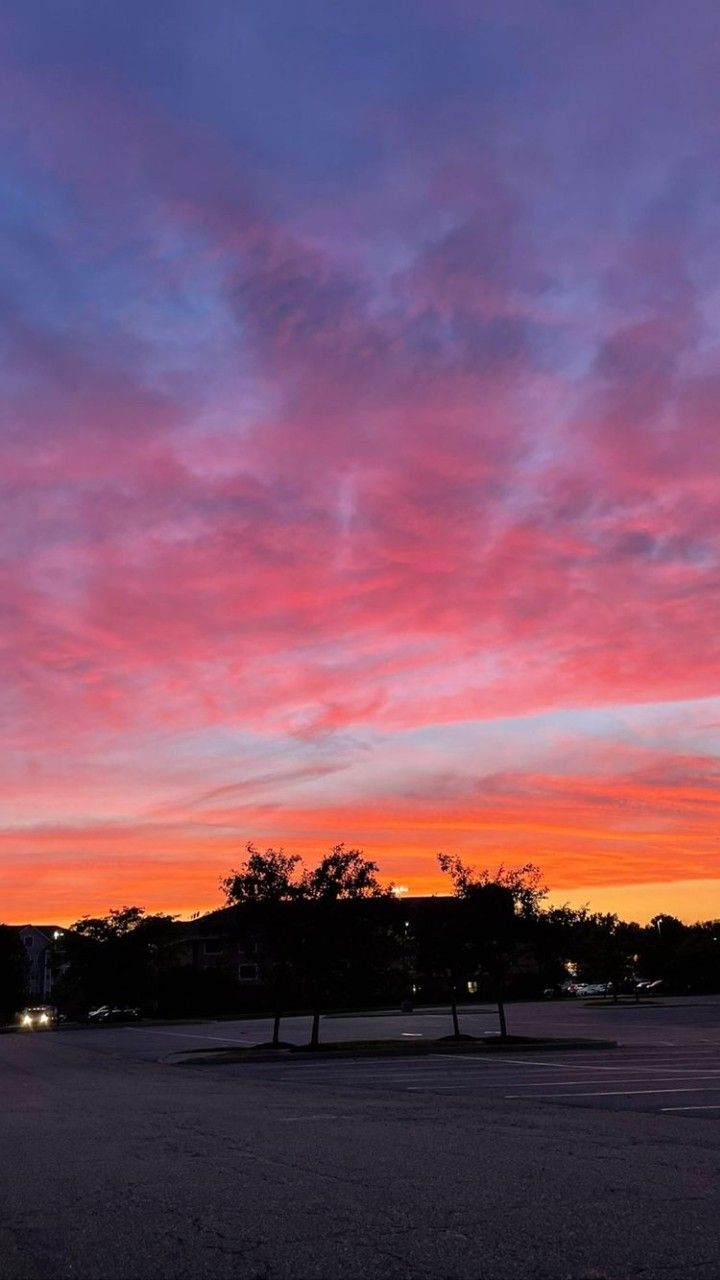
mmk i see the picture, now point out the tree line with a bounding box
[2,847,719,1031]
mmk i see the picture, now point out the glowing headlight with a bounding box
[22,1014,32,1026]
[39,1013,49,1024]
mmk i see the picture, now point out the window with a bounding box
[238,963,259,983]
[23,936,33,948]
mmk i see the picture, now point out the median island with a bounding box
[167,1033,617,1065]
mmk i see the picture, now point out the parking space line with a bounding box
[279,1114,356,1122]
[433,1056,628,1070]
[661,1104,720,1112]
[273,1071,720,1095]
[408,1075,720,1094]
[146,1030,261,1044]
[431,1056,719,1074]
[255,1062,720,1085]
[264,1065,616,1080]
[505,1086,720,1099]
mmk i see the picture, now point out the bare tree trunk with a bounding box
[272,1010,282,1048]
[451,989,461,1039]
[310,1008,321,1049]
[496,984,508,1039]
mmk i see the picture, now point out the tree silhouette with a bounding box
[438,855,546,1039]
[222,843,392,1048]
[58,907,176,1014]
[299,846,392,1049]
[0,925,27,1020]
[221,845,302,1047]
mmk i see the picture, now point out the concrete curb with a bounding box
[165,1035,618,1066]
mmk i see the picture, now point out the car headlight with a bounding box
[22,1015,32,1026]
[39,1013,49,1024]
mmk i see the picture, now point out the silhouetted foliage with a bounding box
[221,846,302,906]
[0,926,27,1020]
[221,844,394,1046]
[221,845,304,1044]
[296,846,393,1047]
[55,907,177,1015]
[47,850,720,1024]
[438,855,547,1037]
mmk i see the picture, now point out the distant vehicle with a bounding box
[579,983,611,997]
[87,1005,141,1024]
[557,982,611,998]
[18,1005,58,1030]
[635,978,663,994]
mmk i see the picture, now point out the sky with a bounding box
[2,1,720,926]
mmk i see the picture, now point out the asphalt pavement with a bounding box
[2,999,720,1278]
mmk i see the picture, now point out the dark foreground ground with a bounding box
[3,999,720,1279]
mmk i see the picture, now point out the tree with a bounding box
[221,845,302,1047]
[561,911,642,1001]
[221,846,302,907]
[409,895,475,1039]
[74,906,148,941]
[221,844,395,1049]
[531,905,588,993]
[298,845,393,1049]
[56,907,177,1014]
[300,846,388,902]
[0,926,27,1021]
[438,855,547,1039]
[438,855,547,915]
[671,926,720,994]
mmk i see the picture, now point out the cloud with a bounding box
[3,1,720,918]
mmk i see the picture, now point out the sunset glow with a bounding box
[3,2,720,923]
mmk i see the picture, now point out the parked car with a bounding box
[543,982,579,998]
[18,1005,58,1030]
[87,1005,141,1023]
[635,978,663,994]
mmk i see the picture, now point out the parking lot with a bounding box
[48,993,720,1117]
[3,999,720,1278]
[240,1043,720,1114]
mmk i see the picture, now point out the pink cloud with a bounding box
[3,7,720,919]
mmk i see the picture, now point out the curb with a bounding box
[165,1036,618,1066]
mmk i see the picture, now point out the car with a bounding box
[635,978,663,993]
[87,1004,141,1023]
[569,982,610,998]
[544,982,579,998]
[17,1005,58,1030]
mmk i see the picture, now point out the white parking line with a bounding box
[434,1056,626,1070]
[436,1056,717,1074]
[661,1104,720,1112]
[278,1069,720,1094]
[142,1030,260,1044]
[279,1114,356,1122]
[408,1075,720,1092]
[505,1086,720,1099]
[265,1061,720,1084]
